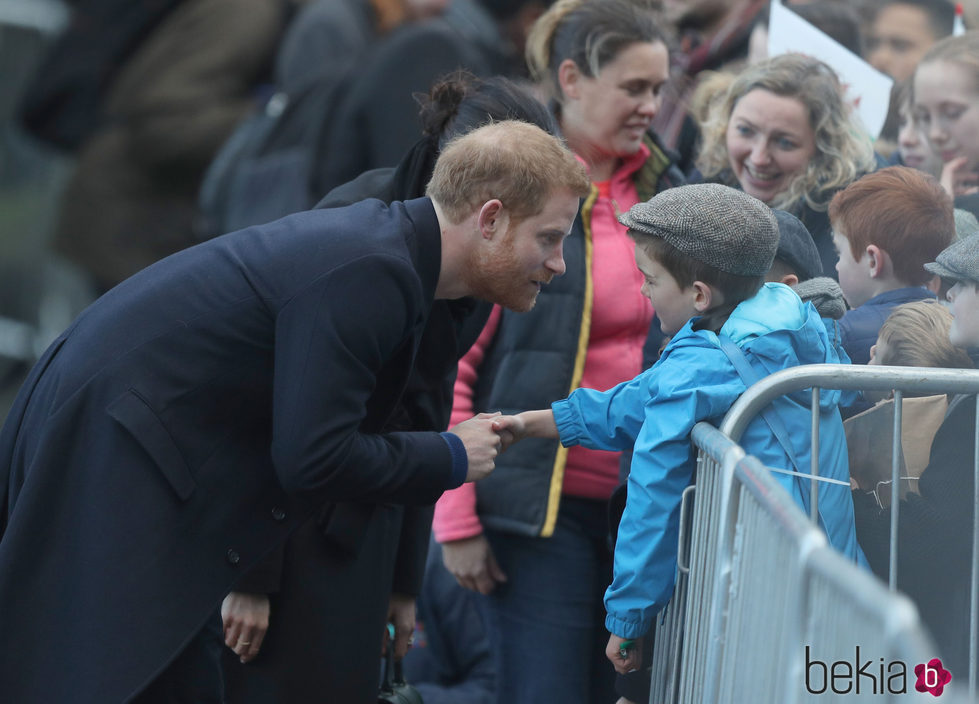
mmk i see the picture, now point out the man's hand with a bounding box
[448,412,503,482]
[442,534,507,595]
[606,633,642,675]
[221,592,270,663]
[384,593,416,660]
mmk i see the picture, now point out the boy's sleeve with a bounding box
[551,374,649,450]
[603,351,741,639]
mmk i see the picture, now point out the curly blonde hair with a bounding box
[696,53,876,213]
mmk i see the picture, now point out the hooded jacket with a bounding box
[552,284,865,638]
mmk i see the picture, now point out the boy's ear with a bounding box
[691,280,717,312]
[865,244,890,279]
[779,273,799,287]
[476,199,507,240]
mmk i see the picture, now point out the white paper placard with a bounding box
[768,0,894,138]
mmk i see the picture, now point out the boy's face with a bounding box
[947,280,979,349]
[634,244,700,336]
[833,229,875,308]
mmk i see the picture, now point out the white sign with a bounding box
[768,0,893,138]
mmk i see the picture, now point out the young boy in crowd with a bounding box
[493,184,864,674]
[852,234,979,676]
[830,166,955,364]
[869,300,974,370]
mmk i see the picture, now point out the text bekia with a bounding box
[805,647,952,697]
[805,646,905,695]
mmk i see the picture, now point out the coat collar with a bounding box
[403,197,441,306]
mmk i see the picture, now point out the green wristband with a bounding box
[618,639,637,658]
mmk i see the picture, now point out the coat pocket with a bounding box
[107,389,196,501]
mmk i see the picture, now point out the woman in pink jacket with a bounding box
[433,1,683,702]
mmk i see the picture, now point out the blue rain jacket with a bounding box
[551,283,865,638]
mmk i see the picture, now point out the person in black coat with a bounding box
[0,120,589,704]
[220,74,559,704]
[314,0,550,195]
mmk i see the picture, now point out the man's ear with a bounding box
[557,58,582,100]
[477,199,507,240]
[865,244,890,279]
[780,273,800,287]
[691,280,717,313]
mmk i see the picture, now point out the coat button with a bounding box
[271,506,286,521]
[226,548,240,565]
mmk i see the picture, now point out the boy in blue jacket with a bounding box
[493,184,864,676]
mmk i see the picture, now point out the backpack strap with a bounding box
[716,335,837,532]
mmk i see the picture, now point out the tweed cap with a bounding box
[618,184,778,276]
[773,209,822,281]
[925,233,979,283]
[954,208,979,241]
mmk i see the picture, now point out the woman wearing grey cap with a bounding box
[432,1,685,702]
[696,53,877,278]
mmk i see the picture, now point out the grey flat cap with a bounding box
[619,184,778,276]
[924,233,979,283]
[954,208,979,242]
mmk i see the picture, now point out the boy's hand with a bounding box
[491,414,526,452]
[606,633,642,675]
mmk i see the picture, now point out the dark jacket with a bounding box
[838,287,936,365]
[223,140,492,704]
[853,389,978,676]
[0,198,458,703]
[315,0,519,194]
[402,540,495,704]
[472,135,684,537]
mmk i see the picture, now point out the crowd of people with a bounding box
[3,0,979,702]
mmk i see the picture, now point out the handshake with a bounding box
[446,410,550,483]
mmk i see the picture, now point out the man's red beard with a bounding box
[464,229,550,312]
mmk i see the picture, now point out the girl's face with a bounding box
[560,41,670,160]
[914,60,979,170]
[897,101,941,176]
[725,89,816,204]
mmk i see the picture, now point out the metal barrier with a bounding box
[646,364,979,703]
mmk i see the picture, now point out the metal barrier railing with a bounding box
[646,364,979,703]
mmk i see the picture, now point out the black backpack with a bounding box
[198,67,355,237]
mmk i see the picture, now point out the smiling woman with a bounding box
[696,53,877,277]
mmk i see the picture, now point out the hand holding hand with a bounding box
[491,414,526,452]
[448,412,503,482]
[606,633,642,675]
[221,592,270,663]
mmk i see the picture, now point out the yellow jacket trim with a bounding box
[540,183,598,537]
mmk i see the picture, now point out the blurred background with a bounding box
[0,0,90,416]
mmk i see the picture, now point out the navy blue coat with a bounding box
[0,197,459,702]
